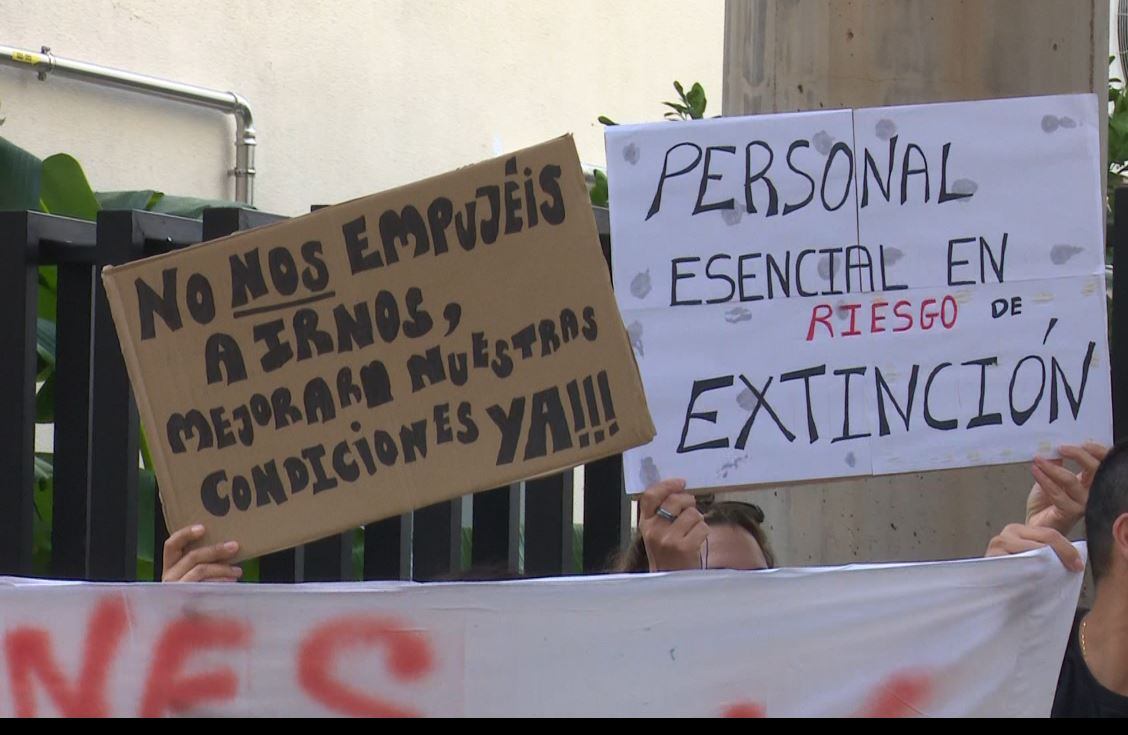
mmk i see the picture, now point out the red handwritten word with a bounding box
[4,595,252,718]
[806,296,958,341]
[1,597,436,717]
[723,671,934,718]
[139,613,251,717]
[723,702,767,717]
[4,596,127,717]
[4,595,935,716]
[855,672,933,717]
[298,616,434,717]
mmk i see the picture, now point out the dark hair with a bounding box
[614,496,776,572]
[1087,441,1128,581]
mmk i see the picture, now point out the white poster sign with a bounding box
[607,94,1111,493]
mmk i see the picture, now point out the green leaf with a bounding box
[137,467,156,579]
[36,315,57,381]
[662,102,690,116]
[136,557,154,582]
[34,453,53,484]
[597,115,618,126]
[1112,142,1128,166]
[40,154,100,220]
[38,267,57,324]
[139,426,155,471]
[149,194,248,218]
[590,168,609,207]
[96,190,164,211]
[0,136,43,212]
[33,453,53,576]
[352,528,364,581]
[38,264,58,293]
[240,557,260,583]
[36,369,55,423]
[686,83,707,118]
[36,318,56,368]
[673,80,685,96]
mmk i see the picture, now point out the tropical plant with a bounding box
[590,80,710,208]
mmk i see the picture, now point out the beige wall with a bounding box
[1,0,724,215]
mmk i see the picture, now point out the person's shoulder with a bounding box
[1050,609,1086,717]
[1052,609,1128,717]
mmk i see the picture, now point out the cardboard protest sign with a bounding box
[607,94,1111,494]
[0,546,1083,716]
[102,135,654,560]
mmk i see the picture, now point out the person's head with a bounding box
[1087,441,1128,585]
[616,496,776,572]
[700,500,776,570]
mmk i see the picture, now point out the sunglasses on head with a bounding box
[694,494,766,522]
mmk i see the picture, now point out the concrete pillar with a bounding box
[721,0,1109,565]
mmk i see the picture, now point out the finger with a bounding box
[1031,465,1084,516]
[654,493,698,523]
[165,541,239,582]
[639,478,688,519]
[987,524,1046,556]
[987,534,1045,557]
[179,564,244,583]
[180,564,243,583]
[642,494,696,537]
[1042,535,1085,572]
[1034,458,1087,505]
[1081,442,1109,462]
[1059,445,1101,477]
[1016,526,1084,572]
[665,507,705,540]
[162,524,205,570]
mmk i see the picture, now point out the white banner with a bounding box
[606,94,1112,493]
[0,546,1083,716]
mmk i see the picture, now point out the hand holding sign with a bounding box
[161,524,242,582]
[1025,442,1108,534]
[985,523,1084,572]
[638,478,708,572]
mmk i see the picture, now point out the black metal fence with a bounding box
[6,189,1128,583]
[0,205,629,582]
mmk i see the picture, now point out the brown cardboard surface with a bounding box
[102,136,654,561]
